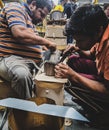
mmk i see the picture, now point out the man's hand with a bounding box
[63,44,80,55]
[47,42,56,52]
[42,46,48,51]
[55,62,73,78]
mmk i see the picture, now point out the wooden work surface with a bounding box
[35,72,67,83]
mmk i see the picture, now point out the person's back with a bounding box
[64,0,77,19]
[63,0,77,44]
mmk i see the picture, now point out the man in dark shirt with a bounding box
[63,0,77,44]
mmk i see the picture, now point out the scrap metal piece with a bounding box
[0,98,89,122]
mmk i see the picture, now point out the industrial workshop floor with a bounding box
[62,90,99,130]
[0,90,100,130]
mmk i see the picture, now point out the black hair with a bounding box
[104,3,109,10]
[27,0,52,12]
[66,4,108,37]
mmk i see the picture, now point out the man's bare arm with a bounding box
[55,63,109,96]
[11,25,56,51]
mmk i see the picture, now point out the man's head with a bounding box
[104,3,109,19]
[27,0,52,24]
[65,4,108,50]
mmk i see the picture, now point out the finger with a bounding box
[63,45,71,54]
[42,46,48,51]
[55,73,62,78]
[59,63,69,70]
[55,64,60,70]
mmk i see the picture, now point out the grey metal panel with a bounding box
[0,98,89,122]
[37,104,89,122]
[0,98,37,112]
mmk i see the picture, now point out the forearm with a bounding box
[69,71,108,94]
[11,25,53,47]
[67,44,93,59]
[77,50,93,59]
[55,63,109,96]
[21,32,53,47]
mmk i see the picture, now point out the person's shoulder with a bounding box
[65,2,76,8]
[65,3,71,7]
[4,2,22,9]
[4,2,25,14]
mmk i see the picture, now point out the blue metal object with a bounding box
[0,98,89,122]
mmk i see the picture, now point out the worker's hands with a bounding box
[55,62,73,78]
[47,42,56,52]
[42,45,48,51]
[63,44,80,55]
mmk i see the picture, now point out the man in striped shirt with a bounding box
[0,0,56,99]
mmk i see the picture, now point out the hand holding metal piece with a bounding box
[59,48,75,62]
[59,44,80,62]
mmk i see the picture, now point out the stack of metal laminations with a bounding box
[45,10,67,51]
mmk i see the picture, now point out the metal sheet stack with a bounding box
[45,25,67,51]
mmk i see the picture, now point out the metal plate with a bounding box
[0,98,89,122]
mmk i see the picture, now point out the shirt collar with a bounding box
[22,2,33,18]
[98,25,109,52]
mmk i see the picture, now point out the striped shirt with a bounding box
[0,2,42,64]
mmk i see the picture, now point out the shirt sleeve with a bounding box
[104,47,109,80]
[4,3,26,28]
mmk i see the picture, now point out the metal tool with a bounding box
[59,49,73,63]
